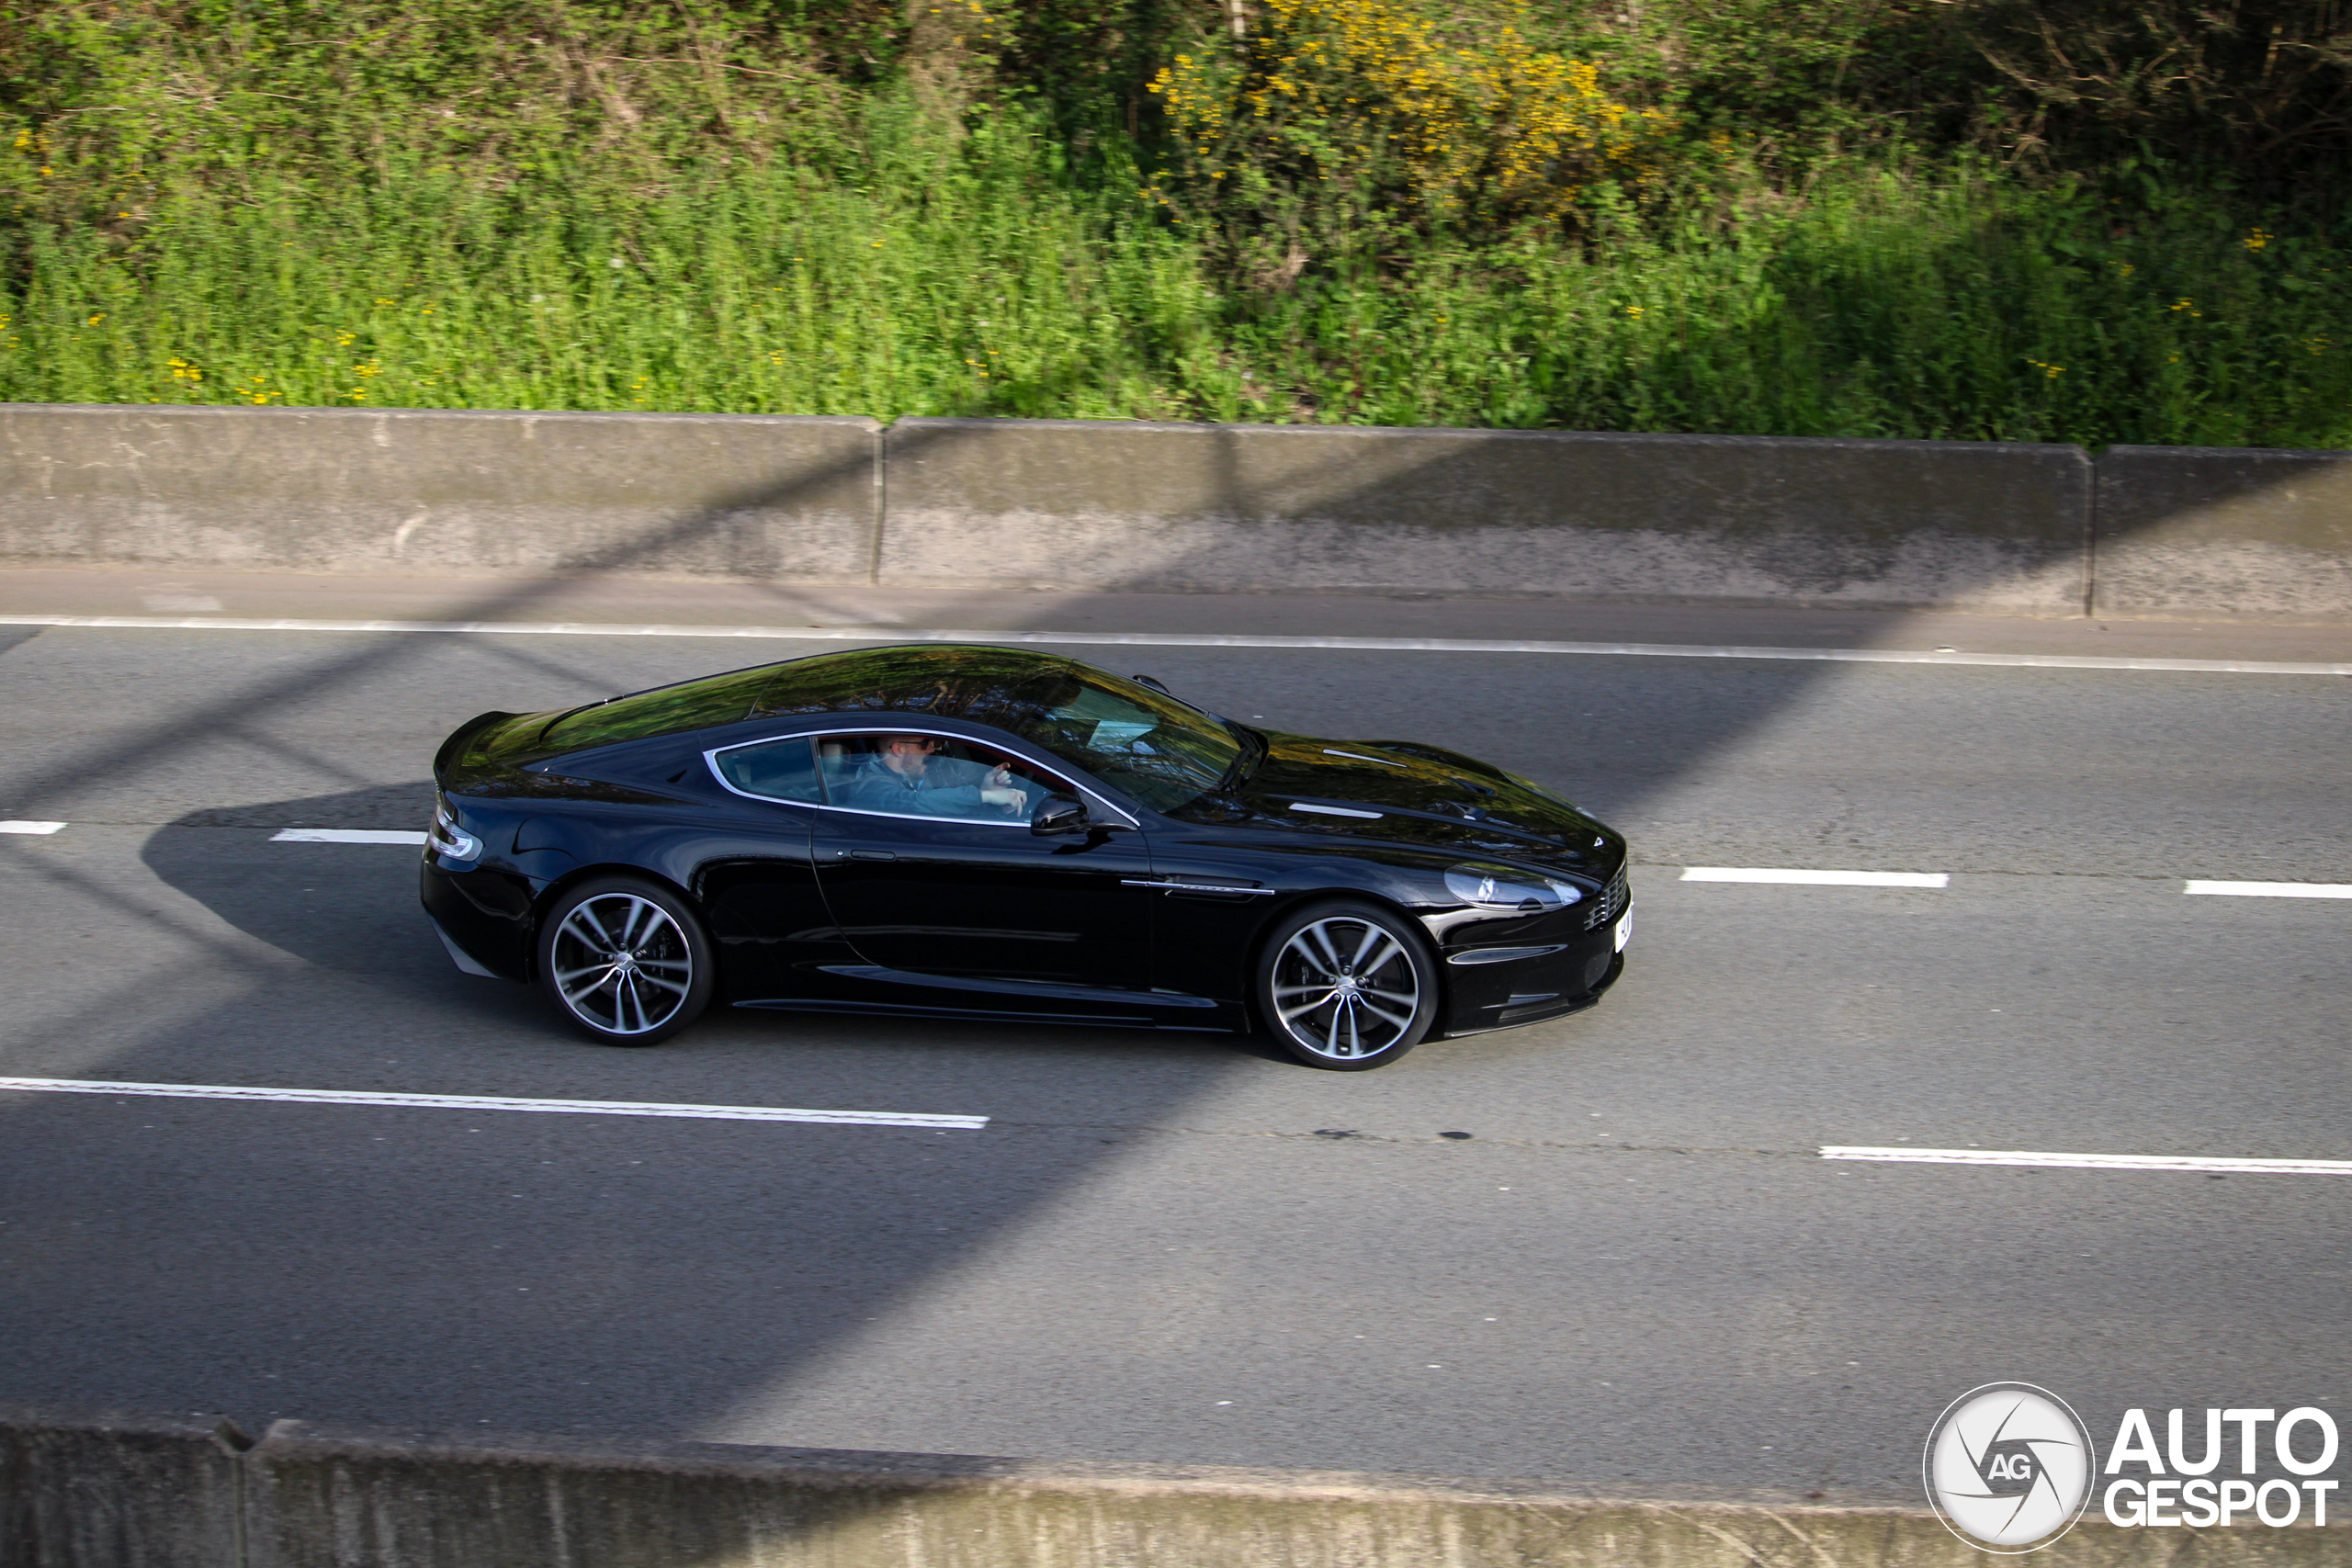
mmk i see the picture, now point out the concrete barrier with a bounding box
[0,1406,246,1568]
[886,419,2093,612]
[1,402,2348,619]
[5,1404,2345,1568]
[0,405,881,582]
[2096,446,2352,621]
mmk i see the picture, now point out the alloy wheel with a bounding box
[1271,915,1424,1063]
[548,892,695,1036]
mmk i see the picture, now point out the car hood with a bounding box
[1218,730,1617,874]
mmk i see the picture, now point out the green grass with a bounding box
[4,97,2347,446]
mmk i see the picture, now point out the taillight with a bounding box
[427,794,484,863]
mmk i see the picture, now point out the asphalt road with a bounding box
[1,593,2347,1505]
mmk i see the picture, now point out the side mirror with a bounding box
[1032,794,1090,835]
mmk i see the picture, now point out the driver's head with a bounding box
[879,734,935,773]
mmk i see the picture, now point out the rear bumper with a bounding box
[420,858,534,981]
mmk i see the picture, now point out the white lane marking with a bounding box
[0,615,2343,677]
[2185,880,2352,899]
[0,1077,988,1130]
[0,820,66,835]
[1825,1145,2352,1175]
[1681,866,1950,888]
[269,828,428,845]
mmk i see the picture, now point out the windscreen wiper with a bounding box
[1216,721,1268,792]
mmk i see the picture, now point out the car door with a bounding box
[694,732,849,998]
[804,728,1161,1014]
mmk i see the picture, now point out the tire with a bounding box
[1255,899,1438,1070]
[536,876,714,1046]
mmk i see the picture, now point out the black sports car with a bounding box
[424,646,1630,1070]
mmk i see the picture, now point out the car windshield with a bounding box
[1001,668,1242,813]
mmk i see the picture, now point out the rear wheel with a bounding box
[536,877,713,1046]
[1256,900,1437,1070]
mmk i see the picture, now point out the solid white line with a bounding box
[1681,867,1950,888]
[1825,1145,2352,1175]
[2184,880,2352,899]
[0,615,2343,676]
[0,1077,988,1130]
[0,820,65,835]
[269,828,428,846]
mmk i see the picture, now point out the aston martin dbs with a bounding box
[423,645,1630,1069]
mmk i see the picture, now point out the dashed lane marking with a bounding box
[1681,867,1950,888]
[270,828,428,845]
[2184,880,2352,899]
[0,820,65,835]
[0,615,2345,677]
[0,1077,989,1130]
[1824,1145,2352,1175]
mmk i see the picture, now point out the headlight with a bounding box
[1444,863,1584,912]
[428,795,484,863]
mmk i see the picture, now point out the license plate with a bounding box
[1613,912,1633,953]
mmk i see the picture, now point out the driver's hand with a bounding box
[987,764,1013,787]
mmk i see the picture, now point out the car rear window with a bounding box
[538,664,781,753]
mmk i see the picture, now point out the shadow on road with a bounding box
[0,414,2312,1541]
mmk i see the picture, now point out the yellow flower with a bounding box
[2245,228,2272,253]
[86,313,104,326]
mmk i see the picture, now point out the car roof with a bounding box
[537,645,1072,755]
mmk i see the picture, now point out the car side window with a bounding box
[817,732,1061,824]
[711,736,822,804]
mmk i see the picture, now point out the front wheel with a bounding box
[536,877,713,1046]
[1256,900,1438,1070]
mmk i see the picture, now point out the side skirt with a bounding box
[733,998,1232,1032]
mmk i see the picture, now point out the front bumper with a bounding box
[1431,874,1630,1037]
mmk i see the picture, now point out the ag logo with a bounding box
[1924,1382,2096,1552]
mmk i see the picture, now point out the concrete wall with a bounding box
[0,403,2345,618]
[5,1405,2342,1568]
[886,419,2092,612]
[0,405,881,582]
[0,1407,246,1568]
[2096,446,2352,620]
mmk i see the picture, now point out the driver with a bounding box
[840,734,1033,818]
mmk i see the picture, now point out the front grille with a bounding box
[1583,865,1630,931]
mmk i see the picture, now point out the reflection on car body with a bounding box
[423,645,1631,1070]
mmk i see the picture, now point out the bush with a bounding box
[0,0,2342,446]
[1146,0,1675,276]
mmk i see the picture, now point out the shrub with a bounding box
[1146,0,1675,277]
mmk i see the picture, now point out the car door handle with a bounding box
[842,849,897,862]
